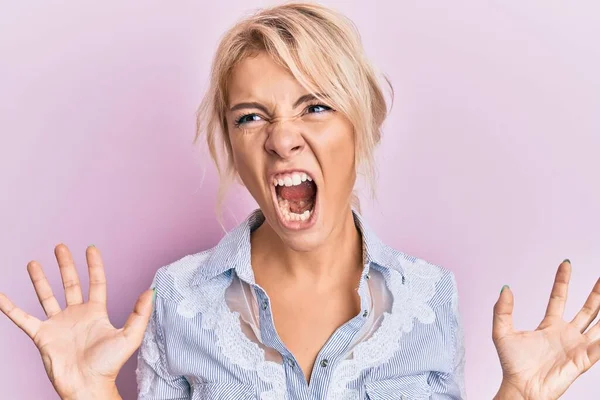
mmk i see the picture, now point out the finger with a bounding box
[571,277,600,332]
[493,285,514,342]
[586,320,600,343]
[0,293,42,339]
[55,244,84,306]
[27,261,62,317]
[86,246,107,305]
[122,289,154,349]
[543,260,571,321]
[587,339,600,370]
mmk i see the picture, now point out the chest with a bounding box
[163,267,454,399]
[267,286,361,382]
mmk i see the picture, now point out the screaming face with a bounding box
[226,52,357,251]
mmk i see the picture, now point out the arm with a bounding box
[68,385,123,400]
[136,291,191,400]
[430,272,467,399]
[492,382,525,400]
[0,244,152,400]
[491,260,600,400]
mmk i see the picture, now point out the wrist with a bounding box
[65,383,122,400]
[493,381,526,400]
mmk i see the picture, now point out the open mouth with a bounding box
[271,171,317,226]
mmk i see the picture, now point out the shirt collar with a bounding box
[191,208,404,287]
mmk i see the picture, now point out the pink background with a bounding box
[1,1,599,399]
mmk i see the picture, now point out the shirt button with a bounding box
[261,300,268,310]
[365,273,371,280]
[320,359,329,368]
[362,310,368,317]
[286,358,295,367]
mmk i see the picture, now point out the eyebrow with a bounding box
[228,93,329,113]
[293,93,329,108]
[228,102,270,114]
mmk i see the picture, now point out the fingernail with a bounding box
[562,258,570,264]
[89,244,95,248]
[501,285,510,293]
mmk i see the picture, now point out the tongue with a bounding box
[279,180,316,201]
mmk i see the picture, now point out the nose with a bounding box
[264,119,305,159]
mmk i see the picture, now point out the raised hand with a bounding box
[492,260,600,400]
[0,244,153,400]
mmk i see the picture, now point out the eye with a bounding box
[234,113,263,126]
[306,104,332,114]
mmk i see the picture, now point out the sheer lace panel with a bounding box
[166,255,444,399]
[167,262,285,400]
[327,259,443,399]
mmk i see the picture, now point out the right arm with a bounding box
[136,292,191,399]
[69,384,123,400]
[0,244,152,400]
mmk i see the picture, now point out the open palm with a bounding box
[493,260,600,399]
[0,244,153,399]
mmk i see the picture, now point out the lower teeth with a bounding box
[277,196,313,222]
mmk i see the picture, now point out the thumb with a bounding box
[122,288,154,350]
[493,285,514,342]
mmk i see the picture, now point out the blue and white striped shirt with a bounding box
[136,209,466,399]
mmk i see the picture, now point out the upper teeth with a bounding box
[273,172,312,187]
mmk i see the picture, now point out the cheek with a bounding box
[320,121,356,168]
[310,120,356,193]
[228,130,251,166]
[228,132,264,184]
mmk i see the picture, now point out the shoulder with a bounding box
[383,244,459,310]
[355,210,458,310]
[372,245,463,374]
[150,249,215,304]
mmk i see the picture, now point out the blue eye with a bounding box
[235,113,262,126]
[307,104,331,113]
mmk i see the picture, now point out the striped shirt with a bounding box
[136,209,466,399]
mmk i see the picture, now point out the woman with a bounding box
[1,3,598,399]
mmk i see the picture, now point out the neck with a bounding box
[251,207,363,289]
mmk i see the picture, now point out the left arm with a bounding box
[431,272,467,399]
[491,260,600,400]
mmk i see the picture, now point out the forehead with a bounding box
[227,52,307,107]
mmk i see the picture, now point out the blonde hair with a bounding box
[194,2,392,216]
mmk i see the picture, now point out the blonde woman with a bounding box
[1,3,599,400]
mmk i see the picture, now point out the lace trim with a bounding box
[451,275,467,399]
[167,257,286,400]
[136,314,160,396]
[327,258,443,400]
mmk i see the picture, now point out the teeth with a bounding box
[276,195,314,222]
[292,174,301,185]
[300,210,310,221]
[272,172,314,187]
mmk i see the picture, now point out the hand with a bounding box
[0,244,154,400]
[492,260,600,400]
